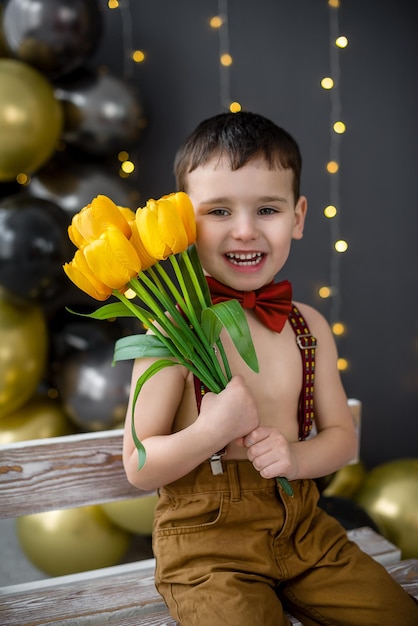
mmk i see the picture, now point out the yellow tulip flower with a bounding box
[63,249,113,301]
[68,195,133,249]
[162,192,196,245]
[128,219,159,271]
[83,226,141,290]
[136,196,189,259]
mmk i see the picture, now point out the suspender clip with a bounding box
[296,334,317,349]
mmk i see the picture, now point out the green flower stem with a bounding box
[136,270,223,382]
[128,277,195,361]
[167,256,229,389]
[116,290,223,393]
[169,255,205,326]
[148,264,189,317]
[215,340,232,381]
[276,477,294,497]
[179,249,208,311]
[174,251,233,383]
[127,275,225,393]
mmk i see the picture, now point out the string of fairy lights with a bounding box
[210,1,350,370]
[67,1,350,369]
[320,0,350,371]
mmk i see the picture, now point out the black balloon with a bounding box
[54,69,146,156]
[54,343,133,431]
[2,0,103,79]
[29,154,141,216]
[0,194,75,302]
[48,304,142,367]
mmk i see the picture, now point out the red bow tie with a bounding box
[206,276,292,333]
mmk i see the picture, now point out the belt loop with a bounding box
[227,462,241,501]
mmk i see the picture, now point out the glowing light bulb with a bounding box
[337,358,349,371]
[321,77,334,90]
[327,161,339,174]
[333,121,346,134]
[121,160,135,174]
[229,101,241,113]
[336,36,348,48]
[16,173,29,185]
[324,205,337,218]
[319,286,333,299]
[220,53,233,66]
[210,16,223,28]
[328,0,340,7]
[334,240,348,253]
[132,50,145,63]
[332,322,346,336]
[108,0,119,8]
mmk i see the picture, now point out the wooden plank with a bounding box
[346,526,401,565]
[0,560,178,626]
[0,558,303,626]
[386,558,418,600]
[0,430,154,518]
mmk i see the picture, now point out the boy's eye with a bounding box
[209,208,229,216]
[259,206,278,215]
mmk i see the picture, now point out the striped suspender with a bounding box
[288,305,317,441]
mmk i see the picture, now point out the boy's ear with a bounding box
[292,195,307,240]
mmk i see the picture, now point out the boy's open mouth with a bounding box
[225,252,263,266]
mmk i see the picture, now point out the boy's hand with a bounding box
[199,375,259,446]
[244,426,298,480]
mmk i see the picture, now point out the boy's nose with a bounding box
[231,215,258,241]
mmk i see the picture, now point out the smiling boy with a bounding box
[123,111,418,625]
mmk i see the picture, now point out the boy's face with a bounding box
[186,156,307,291]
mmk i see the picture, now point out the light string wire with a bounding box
[328,3,343,328]
[217,0,232,111]
[118,0,134,81]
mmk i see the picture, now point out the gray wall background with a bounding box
[1,0,415,470]
[94,0,417,470]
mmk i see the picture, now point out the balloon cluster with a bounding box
[0,0,155,575]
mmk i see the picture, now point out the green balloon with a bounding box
[0,59,63,181]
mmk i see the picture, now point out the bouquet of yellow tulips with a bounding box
[63,193,258,464]
[64,193,292,496]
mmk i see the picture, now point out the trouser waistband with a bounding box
[160,460,281,502]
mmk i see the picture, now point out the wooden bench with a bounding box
[1,430,417,625]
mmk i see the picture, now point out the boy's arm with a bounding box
[245,304,358,482]
[123,358,259,491]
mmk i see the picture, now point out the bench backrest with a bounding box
[0,429,153,520]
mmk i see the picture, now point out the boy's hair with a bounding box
[174,111,302,200]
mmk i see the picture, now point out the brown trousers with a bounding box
[153,460,418,625]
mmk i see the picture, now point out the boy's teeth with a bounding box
[226,252,263,265]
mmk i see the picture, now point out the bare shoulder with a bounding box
[292,301,333,338]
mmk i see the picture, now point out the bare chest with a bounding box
[175,316,304,441]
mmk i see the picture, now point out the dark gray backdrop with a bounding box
[94,0,417,470]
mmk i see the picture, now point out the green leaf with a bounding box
[66,302,150,321]
[113,334,174,362]
[201,300,259,373]
[131,359,178,470]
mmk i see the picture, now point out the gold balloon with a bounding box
[355,458,418,559]
[16,505,131,576]
[0,292,48,418]
[0,394,73,444]
[101,494,159,535]
[0,59,63,181]
[322,461,367,499]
